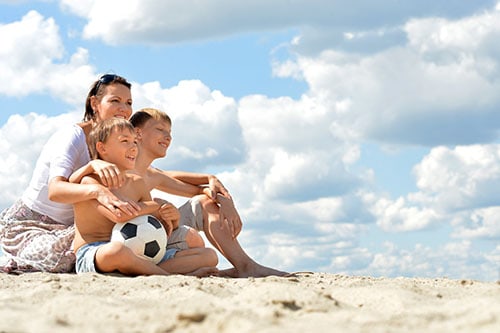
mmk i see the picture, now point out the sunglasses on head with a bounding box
[93,74,118,95]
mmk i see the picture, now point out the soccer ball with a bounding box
[111,215,167,264]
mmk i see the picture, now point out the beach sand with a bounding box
[0,272,499,332]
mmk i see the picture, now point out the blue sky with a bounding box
[1,0,500,281]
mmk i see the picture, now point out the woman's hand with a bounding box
[95,184,140,218]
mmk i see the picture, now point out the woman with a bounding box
[0,74,140,273]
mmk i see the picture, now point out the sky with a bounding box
[1,0,500,281]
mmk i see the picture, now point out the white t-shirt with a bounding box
[22,124,90,225]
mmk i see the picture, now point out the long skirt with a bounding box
[0,199,75,273]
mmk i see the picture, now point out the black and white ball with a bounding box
[111,215,167,264]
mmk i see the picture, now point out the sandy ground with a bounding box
[0,272,499,333]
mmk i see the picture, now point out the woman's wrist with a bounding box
[89,183,105,200]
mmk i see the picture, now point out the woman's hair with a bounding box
[88,118,135,160]
[129,107,172,128]
[84,74,132,121]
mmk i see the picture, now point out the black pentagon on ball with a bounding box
[147,216,163,229]
[120,223,138,240]
[144,240,161,258]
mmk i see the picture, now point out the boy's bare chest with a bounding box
[111,178,142,201]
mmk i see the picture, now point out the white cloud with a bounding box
[2,1,500,280]
[353,241,496,280]
[414,145,500,211]
[0,111,80,208]
[268,3,500,147]
[132,79,244,171]
[0,10,98,104]
[365,144,500,236]
[59,0,94,17]
[236,93,369,204]
[369,195,442,232]
[60,0,496,46]
[0,11,62,95]
[453,207,500,239]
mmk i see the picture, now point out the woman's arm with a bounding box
[49,176,140,217]
[69,159,124,188]
[69,163,95,184]
[77,175,157,223]
[96,199,160,224]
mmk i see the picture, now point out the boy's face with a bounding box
[138,118,172,159]
[98,127,138,170]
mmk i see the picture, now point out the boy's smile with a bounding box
[139,119,172,158]
[99,128,138,171]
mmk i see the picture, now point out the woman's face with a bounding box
[91,83,133,122]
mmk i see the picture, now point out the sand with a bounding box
[0,272,499,333]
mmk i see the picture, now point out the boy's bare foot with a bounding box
[188,266,219,277]
[218,263,288,278]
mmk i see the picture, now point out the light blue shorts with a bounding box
[75,241,178,274]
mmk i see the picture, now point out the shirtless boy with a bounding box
[130,108,287,277]
[71,118,218,276]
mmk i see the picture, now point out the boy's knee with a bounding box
[185,228,205,248]
[99,242,131,264]
[204,248,218,266]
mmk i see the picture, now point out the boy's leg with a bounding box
[95,242,169,276]
[179,195,287,278]
[185,227,205,248]
[158,247,218,276]
[166,225,204,250]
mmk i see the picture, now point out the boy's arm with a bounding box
[156,169,242,238]
[164,170,231,200]
[150,167,211,198]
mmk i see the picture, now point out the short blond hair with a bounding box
[88,118,135,160]
[129,108,172,129]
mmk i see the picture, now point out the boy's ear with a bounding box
[96,141,106,156]
[135,128,142,140]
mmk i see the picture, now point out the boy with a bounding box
[130,108,287,277]
[71,118,218,276]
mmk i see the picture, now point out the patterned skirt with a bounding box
[0,199,75,273]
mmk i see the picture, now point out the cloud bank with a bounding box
[1,0,499,280]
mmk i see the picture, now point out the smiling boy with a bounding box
[130,108,287,277]
[71,118,217,276]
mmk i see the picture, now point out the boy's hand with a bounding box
[91,160,125,189]
[208,175,232,200]
[154,199,180,236]
[217,193,242,239]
